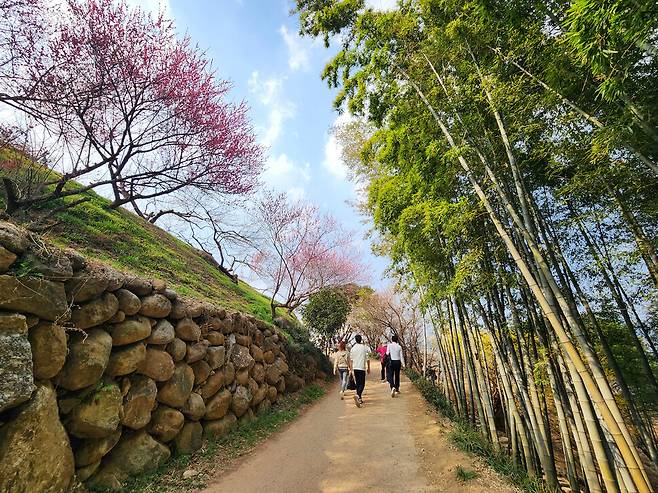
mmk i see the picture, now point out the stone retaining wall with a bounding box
[0,221,319,492]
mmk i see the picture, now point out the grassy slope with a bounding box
[48,190,275,322]
[0,150,275,323]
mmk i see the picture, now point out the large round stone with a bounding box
[198,370,225,401]
[138,294,172,318]
[252,383,268,407]
[174,421,203,455]
[74,429,122,467]
[175,318,200,341]
[235,334,251,347]
[230,386,252,418]
[206,331,224,345]
[0,382,74,493]
[108,316,152,346]
[248,377,259,397]
[206,346,225,369]
[191,359,211,385]
[65,270,109,303]
[236,368,249,386]
[181,392,206,421]
[204,389,232,420]
[170,300,187,319]
[203,412,237,439]
[256,398,271,416]
[0,245,16,272]
[123,278,153,296]
[55,329,112,391]
[146,319,175,345]
[250,344,264,362]
[224,362,235,385]
[105,343,147,377]
[86,431,170,491]
[148,406,184,442]
[114,289,141,316]
[70,292,119,329]
[263,350,275,364]
[166,337,187,362]
[186,340,209,363]
[29,321,67,380]
[122,375,157,430]
[239,408,255,427]
[231,344,255,370]
[137,347,175,381]
[21,248,72,281]
[284,372,303,393]
[67,383,123,438]
[251,363,266,384]
[0,313,34,413]
[0,220,29,253]
[266,364,282,385]
[0,275,69,321]
[157,362,194,408]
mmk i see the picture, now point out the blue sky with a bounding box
[137,0,396,288]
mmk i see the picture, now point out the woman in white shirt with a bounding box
[386,335,404,397]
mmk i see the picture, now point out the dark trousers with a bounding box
[388,360,401,391]
[354,369,366,399]
[380,361,386,380]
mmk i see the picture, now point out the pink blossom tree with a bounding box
[0,0,49,113]
[251,192,364,319]
[2,0,263,218]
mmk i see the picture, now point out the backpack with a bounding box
[336,350,349,368]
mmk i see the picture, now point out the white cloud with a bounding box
[262,153,311,199]
[322,112,353,180]
[364,0,398,11]
[279,25,311,72]
[248,71,296,148]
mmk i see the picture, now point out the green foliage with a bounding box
[455,466,478,482]
[301,287,352,346]
[0,173,278,323]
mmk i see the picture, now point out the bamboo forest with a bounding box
[296,1,658,492]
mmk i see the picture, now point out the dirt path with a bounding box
[201,369,519,493]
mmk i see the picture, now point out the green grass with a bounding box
[406,370,556,493]
[0,161,283,325]
[455,466,478,482]
[118,385,326,493]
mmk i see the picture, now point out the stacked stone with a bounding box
[0,221,315,493]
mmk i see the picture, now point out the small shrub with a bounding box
[455,466,478,482]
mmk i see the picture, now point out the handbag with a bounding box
[347,373,356,390]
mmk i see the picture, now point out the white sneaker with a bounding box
[391,388,395,398]
[354,395,362,408]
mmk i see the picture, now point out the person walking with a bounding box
[387,335,404,397]
[333,340,351,399]
[375,343,388,382]
[349,334,370,408]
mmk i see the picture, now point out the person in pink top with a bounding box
[376,343,388,382]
